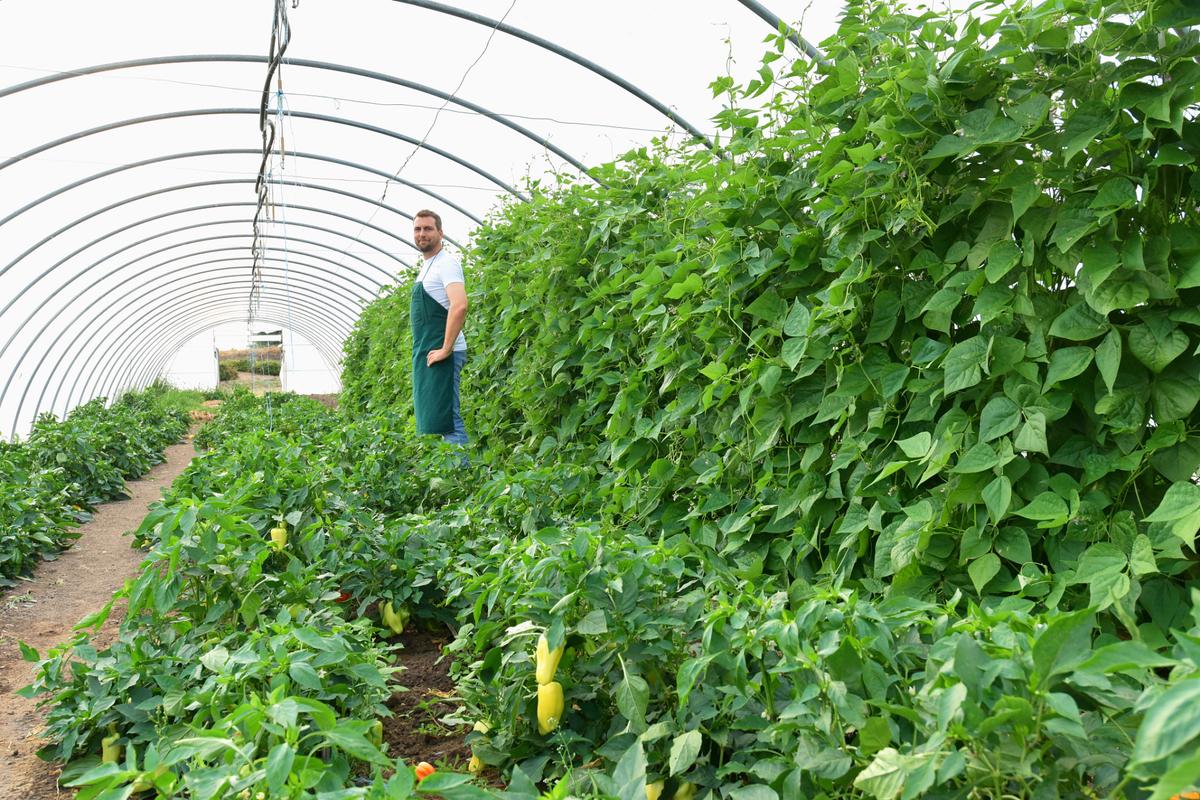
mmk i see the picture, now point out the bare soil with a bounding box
[383,628,473,770]
[0,436,197,800]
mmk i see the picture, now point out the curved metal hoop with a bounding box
[0,225,392,375]
[29,244,387,419]
[70,282,358,422]
[27,272,364,428]
[0,175,435,284]
[101,287,355,407]
[0,148,483,232]
[0,108,527,201]
[734,0,827,63]
[389,0,713,145]
[0,55,596,181]
[134,308,348,395]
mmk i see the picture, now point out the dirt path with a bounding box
[0,436,197,799]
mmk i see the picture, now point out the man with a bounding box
[410,209,469,446]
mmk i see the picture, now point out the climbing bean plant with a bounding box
[339,0,1200,794]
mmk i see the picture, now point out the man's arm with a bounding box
[427,281,468,365]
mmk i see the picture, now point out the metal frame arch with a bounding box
[1,176,448,283]
[25,295,347,434]
[734,0,827,63]
[72,282,356,419]
[0,226,391,362]
[32,246,385,418]
[389,0,712,145]
[28,273,364,427]
[0,148,483,231]
[101,288,353,408]
[0,55,597,183]
[0,108,527,200]
[23,249,378,422]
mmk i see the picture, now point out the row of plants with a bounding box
[40,387,1196,799]
[0,382,190,585]
[23,392,502,799]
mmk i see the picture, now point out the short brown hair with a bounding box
[414,209,442,231]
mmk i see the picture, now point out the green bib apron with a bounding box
[411,278,455,434]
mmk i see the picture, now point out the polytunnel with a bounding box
[5,1,1200,798]
[0,0,831,439]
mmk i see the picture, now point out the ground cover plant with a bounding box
[24,0,1200,797]
[0,382,189,586]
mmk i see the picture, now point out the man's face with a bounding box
[413,216,443,255]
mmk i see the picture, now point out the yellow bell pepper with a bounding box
[368,720,384,747]
[269,525,288,551]
[647,781,665,800]
[381,602,410,635]
[535,633,564,685]
[473,720,491,734]
[101,724,121,763]
[537,681,564,734]
[673,782,697,800]
[468,755,484,774]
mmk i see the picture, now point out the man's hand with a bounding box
[427,347,452,366]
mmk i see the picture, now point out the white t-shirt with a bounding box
[418,250,467,352]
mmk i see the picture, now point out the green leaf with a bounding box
[853,748,908,800]
[1031,609,1094,690]
[1130,534,1158,576]
[266,743,294,794]
[1153,377,1200,423]
[1014,411,1048,455]
[1144,482,1200,523]
[612,740,648,800]
[666,273,702,300]
[746,288,786,322]
[1049,303,1107,341]
[1129,320,1188,372]
[1096,330,1122,394]
[1090,177,1137,210]
[985,241,1021,283]
[783,301,811,337]
[288,661,323,691]
[979,397,1020,442]
[1014,491,1068,524]
[897,432,932,459]
[668,730,702,776]
[982,476,1012,525]
[616,669,650,732]
[942,337,989,394]
[699,362,727,382]
[968,553,1001,594]
[323,724,391,766]
[953,442,999,474]
[1060,108,1111,164]
[577,609,608,635]
[1132,678,1200,765]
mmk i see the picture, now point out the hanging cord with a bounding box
[250,0,298,427]
[272,90,301,395]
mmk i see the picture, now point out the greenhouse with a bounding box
[0,0,1198,798]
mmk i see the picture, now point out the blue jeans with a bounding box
[442,350,469,447]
